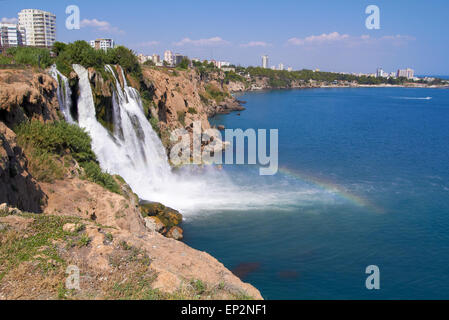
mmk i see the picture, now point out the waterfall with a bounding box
[72,64,172,195]
[54,64,301,214]
[49,65,75,123]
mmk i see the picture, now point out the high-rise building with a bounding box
[152,54,160,64]
[18,9,56,47]
[278,63,284,71]
[164,50,174,66]
[261,55,268,68]
[173,53,184,66]
[397,68,414,79]
[90,38,114,51]
[376,67,386,78]
[0,23,25,47]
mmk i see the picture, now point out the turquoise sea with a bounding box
[182,87,449,299]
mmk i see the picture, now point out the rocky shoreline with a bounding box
[227,79,449,93]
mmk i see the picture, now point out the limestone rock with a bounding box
[62,223,77,233]
[0,203,7,212]
[166,226,183,241]
[144,216,165,233]
[139,201,183,228]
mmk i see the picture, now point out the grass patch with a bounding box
[177,111,186,126]
[0,213,81,281]
[187,107,197,114]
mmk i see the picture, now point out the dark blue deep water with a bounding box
[182,87,449,299]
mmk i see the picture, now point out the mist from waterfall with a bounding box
[55,64,304,214]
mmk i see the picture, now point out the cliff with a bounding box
[0,68,60,212]
[0,66,262,300]
[141,66,244,149]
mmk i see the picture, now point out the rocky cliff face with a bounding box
[0,68,60,212]
[0,69,59,128]
[141,67,244,148]
[0,122,47,212]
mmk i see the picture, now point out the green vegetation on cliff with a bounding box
[15,121,120,193]
[4,46,52,69]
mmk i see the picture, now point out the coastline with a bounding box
[229,82,449,94]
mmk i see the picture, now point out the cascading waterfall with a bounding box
[49,65,76,123]
[58,64,306,214]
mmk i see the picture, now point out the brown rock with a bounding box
[62,223,77,233]
[166,226,183,241]
[144,216,165,233]
[139,201,182,228]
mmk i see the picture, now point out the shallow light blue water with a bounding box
[182,87,449,299]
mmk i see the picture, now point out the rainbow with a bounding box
[278,167,384,213]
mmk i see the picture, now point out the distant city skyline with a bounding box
[1,0,448,74]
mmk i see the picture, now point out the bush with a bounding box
[177,111,186,126]
[16,121,120,193]
[80,161,121,194]
[6,46,52,68]
[0,55,13,65]
[16,121,96,164]
[204,84,229,104]
[177,58,190,70]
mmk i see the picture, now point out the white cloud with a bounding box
[1,17,18,24]
[288,32,350,45]
[240,41,271,48]
[173,36,230,47]
[287,32,415,47]
[80,19,124,35]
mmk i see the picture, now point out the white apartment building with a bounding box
[262,55,268,68]
[152,54,160,64]
[278,63,284,71]
[90,38,115,51]
[18,9,56,47]
[376,68,387,78]
[0,23,25,47]
[164,50,174,66]
[397,68,414,79]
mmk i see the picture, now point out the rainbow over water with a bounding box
[278,167,384,213]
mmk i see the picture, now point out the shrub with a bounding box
[177,111,186,126]
[80,161,121,194]
[6,46,52,68]
[149,116,160,137]
[0,55,13,65]
[187,107,197,114]
[204,84,229,104]
[16,121,120,194]
[16,121,96,164]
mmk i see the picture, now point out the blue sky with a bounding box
[1,0,448,74]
